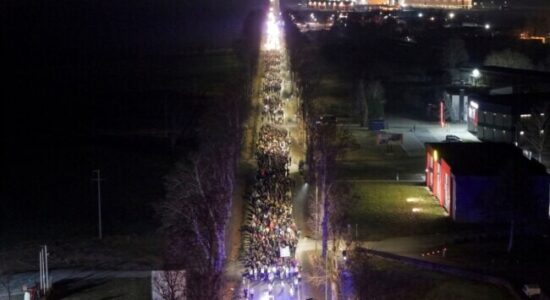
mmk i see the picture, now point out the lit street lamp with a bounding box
[471,68,481,87]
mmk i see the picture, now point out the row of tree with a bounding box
[155,9,263,298]
[284,13,362,298]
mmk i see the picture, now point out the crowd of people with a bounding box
[241,48,301,298]
[261,51,285,124]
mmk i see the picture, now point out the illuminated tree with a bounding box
[153,270,187,300]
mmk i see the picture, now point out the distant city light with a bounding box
[520,131,525,136]
[471,68,481,78]
[449,12,455,19]
[430,16,435,21]
[484,23,491,30]
[418,12,423,18]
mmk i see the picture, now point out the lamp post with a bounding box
[92,170,103,239]
[471,68,481,87]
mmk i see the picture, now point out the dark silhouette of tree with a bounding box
[543,53,550,71]
[158,80,246,299]
[312,122,357,259]
[484,49,534,70]
[365,81,385,120]
[327,183,359,298]
[355,78,369,127]
[493,158,539,253]
[0,257,13,300]
[348,248,371,299]
[441,37,469,69]
[441,37,469,82]
[524,12,550,37]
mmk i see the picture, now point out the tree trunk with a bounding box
[507,218,515,253]
[321,155,329,259]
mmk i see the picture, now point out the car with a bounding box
[522,284,541,298]
[444,135,462,142]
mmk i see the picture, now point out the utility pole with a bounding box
[39,245,49,295]
[325,259,329,300]
[92,170,103,239]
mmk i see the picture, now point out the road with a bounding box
[233,0,324,298]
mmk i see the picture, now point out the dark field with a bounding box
[2,0,259,246]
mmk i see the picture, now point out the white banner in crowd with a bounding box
[280,246,291,258]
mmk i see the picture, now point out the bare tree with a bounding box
[484,49,534,70]
[153,270,187,300]
[312,123,357,259]
[327,183,359,299]
[441,37,469,69]
[441,37,469,82]
[348,248,371,299]
[158,86,245,299]
[493,158,538,253]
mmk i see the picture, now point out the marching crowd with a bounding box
[241,48,301,298]
[261,51,285,124]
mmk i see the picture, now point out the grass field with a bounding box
[349,182,454,241]
[352,256,514,300]
[336,126,425,180]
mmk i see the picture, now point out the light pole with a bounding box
[471,68,481,87]
[325,249,328,300]
[92,170,103,239]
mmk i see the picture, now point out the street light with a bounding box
[471,68,481,87]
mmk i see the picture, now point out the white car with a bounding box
[522,284,541,298]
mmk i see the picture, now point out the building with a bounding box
[426,142,548,223]
[458,66,550,92]
[443,87,470,122]
[466,93,550,144]
[401,0,471,9]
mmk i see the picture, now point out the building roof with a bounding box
[470,93,550,113]
[461,66,550,79]
[426,142,548,176]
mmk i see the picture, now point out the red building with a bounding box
[426,143,549,223]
